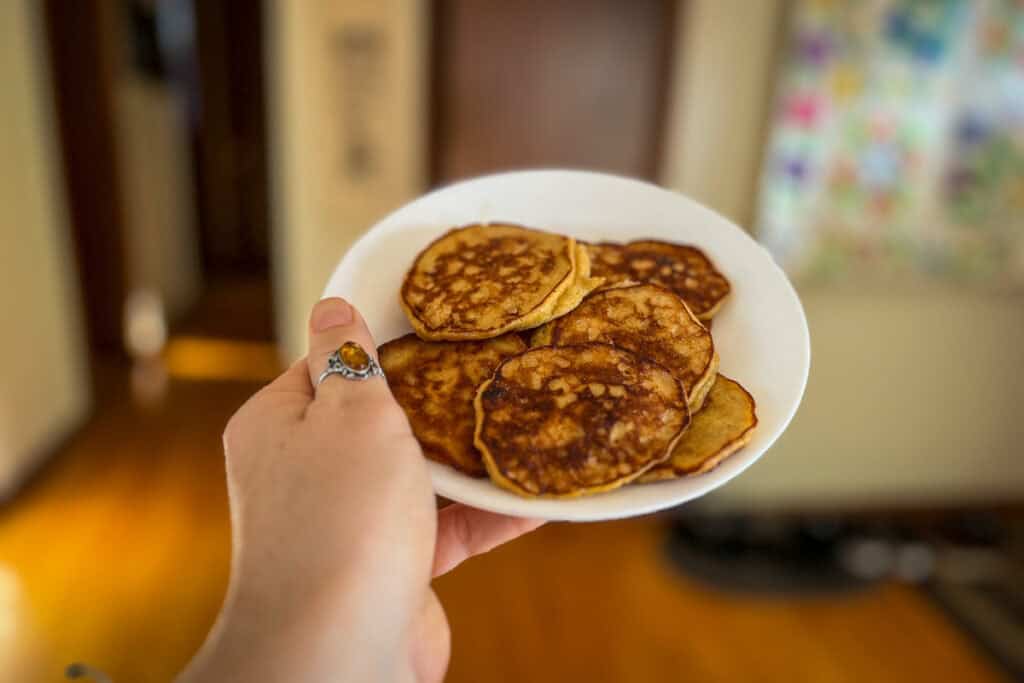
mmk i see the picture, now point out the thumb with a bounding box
[306,297,389,405]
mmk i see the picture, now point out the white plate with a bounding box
[324,170,810,521]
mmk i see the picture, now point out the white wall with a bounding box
[115,77,201,321]
[662,0,1024,509]
[661,0,786,228]
[710,288,1024,509]
[266,0,429,360]
[0,0,91,496]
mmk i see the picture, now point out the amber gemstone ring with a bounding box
[317,341,385,386]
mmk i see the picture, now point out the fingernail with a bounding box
[312,298,353,331]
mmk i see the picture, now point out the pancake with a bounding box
[531,284,717,411]
[545,243,605,318]
[474,344,690,498]
[379,333,527,476]
[400,223,600,341]
[638,375,757,482]
[586,240,731,320]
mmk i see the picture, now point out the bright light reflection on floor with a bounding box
[162,337,283,383]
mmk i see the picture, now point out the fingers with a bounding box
[306,297,389,405]
[260,357,313,401]
[409,591,450,683]
[432,504,545,577]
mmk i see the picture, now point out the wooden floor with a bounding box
[0,369,1009,682]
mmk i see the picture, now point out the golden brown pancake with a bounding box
[586,240,730,320]
[379,333,527,476]
[638,375,757,482]
[474,344,690,498]
[531,284,717,411]
[545,243,605,318]
[400,223,600,341]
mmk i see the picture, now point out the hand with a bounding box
[178,298,543,683]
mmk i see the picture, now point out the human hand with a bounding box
[178,298,543,683]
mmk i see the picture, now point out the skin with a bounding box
[177,298,543,683]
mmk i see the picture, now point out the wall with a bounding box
[266,0,429,360]
[0,0,91,496]
[710,288,1024,509]
[115,76,202,321]
[661,0,786,228]
[662,0,1024,508]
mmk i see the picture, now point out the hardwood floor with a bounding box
[0,367,1009,682]
[0,372,236,683]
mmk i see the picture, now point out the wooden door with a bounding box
[44,0,126,353]
[431,0,677,184]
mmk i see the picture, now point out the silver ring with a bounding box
[317,342,385,386]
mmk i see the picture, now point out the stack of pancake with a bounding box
[379,223,757,498]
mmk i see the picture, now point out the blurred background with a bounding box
[2,0,1022,681]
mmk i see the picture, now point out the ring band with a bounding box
[317,341,385,386]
